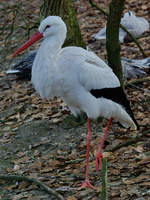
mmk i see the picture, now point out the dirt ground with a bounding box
[0,0,150,199]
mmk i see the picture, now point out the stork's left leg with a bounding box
[96,117,113,171]
[79,118,94,189]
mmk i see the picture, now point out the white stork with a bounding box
[13,16,138,189]
[92,11,149,43]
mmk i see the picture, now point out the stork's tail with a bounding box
[117,88,139,130]
[90,87,139,130]
[6,50,36,80]
[6,69,20,74]
[6,68,31,80]
[120,116,138,130]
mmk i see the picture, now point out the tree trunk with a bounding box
[106,0,125,85]
[40,0,86,48]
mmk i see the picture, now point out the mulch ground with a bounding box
[0,0,150,199]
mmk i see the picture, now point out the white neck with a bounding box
[41,34,65,55]
[31,32,66,99]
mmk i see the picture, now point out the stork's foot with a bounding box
[96,151,103,172]
[79,179,94,189]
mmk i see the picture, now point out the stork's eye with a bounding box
[45,25,51,31]
[46,25,50,29]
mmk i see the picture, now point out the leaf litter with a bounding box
[0,0,150,199]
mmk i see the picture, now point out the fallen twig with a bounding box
[125,77,150,92]
[0,174,64,200]
[109,129,150,152]
[126,82,149,92]
[88,0,147,57]
[125,77,150,86]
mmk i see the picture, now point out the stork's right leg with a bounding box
[96,117,113,171]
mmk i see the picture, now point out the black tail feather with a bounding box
[90,87,139,129]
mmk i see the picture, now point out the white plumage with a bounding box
[31,16,136,129]
[13,16,138,188]
[92,11,149,43]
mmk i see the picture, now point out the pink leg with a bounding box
[79,118,94,189]
[96,117,113,172]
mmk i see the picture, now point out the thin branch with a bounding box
[88,0,108,16]
[0,174,64,200]
[88,0,147,57]
[101,158,108,200]
[4,8,18,46]
[119,24,147,58]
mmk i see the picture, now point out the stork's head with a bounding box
[13,16,67,57]
[123,11,135,18]
[39,16,67,39]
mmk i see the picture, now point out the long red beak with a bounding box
[13,31,43,57]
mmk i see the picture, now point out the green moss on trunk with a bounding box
[106,0,125,86]
[41,0,86,48]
